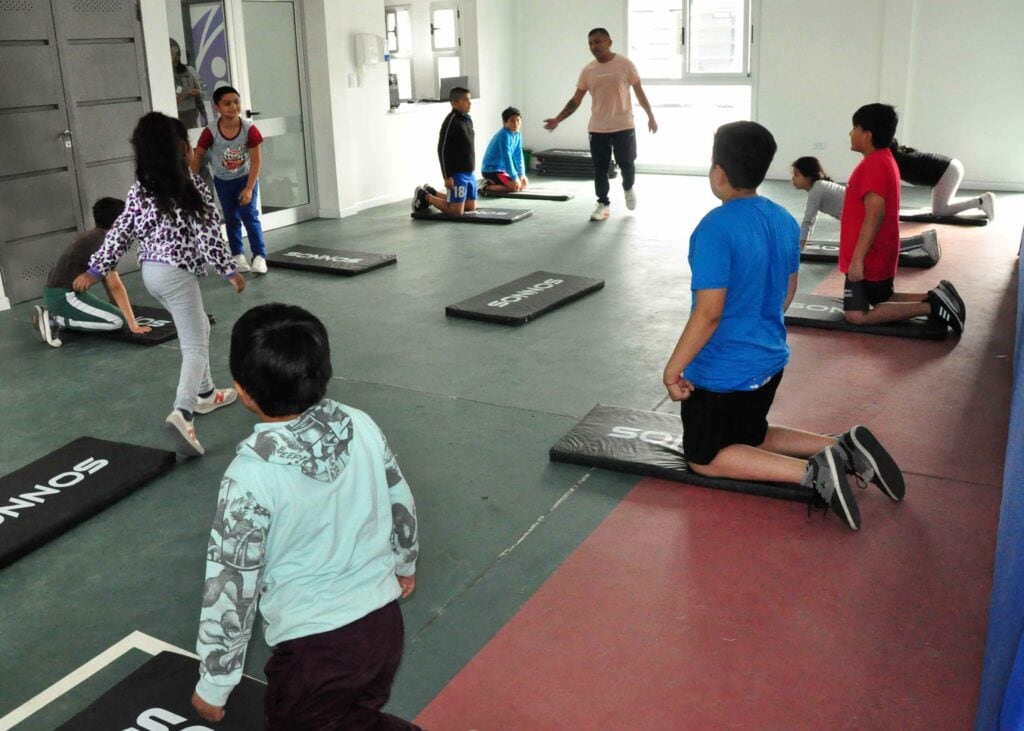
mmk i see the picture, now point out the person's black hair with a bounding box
[92,197,125,229]
[791,156,831,182]
[213,85,240,105]
[501,106,521,123]
[449,86,470,103]
[230,303,333,418]
[169,38,187,74]
[588,27,610,38]
[131,112,208,221]
[851,103,898,149]
[711,121,777,190]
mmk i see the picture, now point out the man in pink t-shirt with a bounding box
[838,103,965,334]
[544,27,657,222]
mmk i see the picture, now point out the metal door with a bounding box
[0,0,150,305]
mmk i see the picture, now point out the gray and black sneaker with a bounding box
[423,182,439,197]
[803,445,860,530]
[937,280,965,325]
[411,186,429,212]
[837,426,905,501]
[927,286,964,335]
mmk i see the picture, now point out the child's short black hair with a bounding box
[449,86,470,103]
[852,103,898,149]
[213,85,240,105]
[92,197,125,229]
[588,27,610,38]
[230,303,332,418]
[711,121,777,190]
[501,106,521,123]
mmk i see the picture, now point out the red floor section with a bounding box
[417,476,999,730]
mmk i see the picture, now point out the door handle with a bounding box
[246,110,261,118]
[59,129,73,148]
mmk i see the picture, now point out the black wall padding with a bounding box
[0,437,175,568]
[549,404,815,502]
[446,271,604,326]
[534,148,618,178]
[802,228,941,268]
[785,293,948,339]
[266,245,397,275]
[411,208,533,224]
[57,652,264,730]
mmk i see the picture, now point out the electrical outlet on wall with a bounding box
[812,142,826,150]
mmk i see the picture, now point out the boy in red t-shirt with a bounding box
[839,103,965,334]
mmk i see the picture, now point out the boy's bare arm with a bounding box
[544,88,587,130]
[662,288,726,400]
[190,146,207,174]
[240,144,261,205]
[848,192,885,282]
[103,271,151,333]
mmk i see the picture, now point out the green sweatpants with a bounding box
[44,287,124,331]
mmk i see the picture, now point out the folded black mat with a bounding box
[549,404,814,502]
[785,293,948,339]
[802,228,941,268]
[411,208,532,224]
[266,245,397,275]
[446,271,604,326]
[57,652,264,730]
[899,208,987,226]
[0,437,175,568]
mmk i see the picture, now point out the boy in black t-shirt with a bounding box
[34,197,150,347]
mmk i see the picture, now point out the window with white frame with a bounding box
[430,2,461,96]
[628,0,756,172]
[385,5,414,101]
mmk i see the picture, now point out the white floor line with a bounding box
[0,630,194,731]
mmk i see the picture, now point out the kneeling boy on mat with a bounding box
[480,106,529,193]
[661,121,905,531]
[191,303,421,729]
[839,103,965,334]
[34,197,151,348]
[413,86,477,216]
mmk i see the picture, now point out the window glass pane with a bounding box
[386,11,398,52]
[389,56,413,100]
[688,0,746,74]
[396,9,412,54]
[432,7,457,50]
[436,55,461,89]
[629,0,683,80]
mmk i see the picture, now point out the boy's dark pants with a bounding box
[589,129,637,205]
[264,600,420,730]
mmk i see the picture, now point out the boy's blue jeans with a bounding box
[213,176,267,257]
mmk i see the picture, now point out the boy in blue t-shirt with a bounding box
[661,121,905,531]
[480,106,529,194]
[190,303,420,728]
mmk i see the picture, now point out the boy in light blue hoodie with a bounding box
[191,303,420,730]
[481,106,529,193]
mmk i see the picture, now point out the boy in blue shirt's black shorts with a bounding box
[413,86,477,216]
[662,121,905,531]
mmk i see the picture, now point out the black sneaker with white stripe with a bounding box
[928,287,964,335]
[802,445,860,530]
[937,280,965,325]
[837,426,905,501]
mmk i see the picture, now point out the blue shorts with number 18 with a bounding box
[447,172,478,203]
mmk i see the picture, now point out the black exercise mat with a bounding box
[801,229,941,268]
[899,208,987,226]
[785,293,948,340]
[266,245,397,275]
[446,271,604,326]
[535,148,618,179]
[411,208,532,225]
[479,187,574,201]
[549,404,814,502]
[57,651,264,730]
[74,306,215,346]
[0,437,175,569]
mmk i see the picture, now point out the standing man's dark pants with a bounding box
[589,128,637,205]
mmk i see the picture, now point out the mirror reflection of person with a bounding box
[170,39,206,129]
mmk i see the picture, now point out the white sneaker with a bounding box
[32,305,62,348]
[194,387,238,414]
[251,255,268,274]
[233,253,251,273]
[162,410,205,457]
[625,188,637,211]
[590,203,610,221]
[980,192,996,221]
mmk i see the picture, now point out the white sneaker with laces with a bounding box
[625,188,637,211]
[590,203,610,221]
[251,255,268,274]
[163,410,205,456]
[194,387,238,414]
[32,305,62,348]
[980,192,996,221]
[233,253,251,273]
